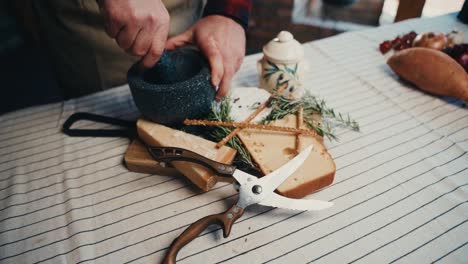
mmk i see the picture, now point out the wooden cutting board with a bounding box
[124,139,234,184]
[124,139,181,177]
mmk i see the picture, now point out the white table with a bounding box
[0,14,467,264]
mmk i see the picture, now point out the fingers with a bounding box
[138,12,169,68]
[165,15,246,101]
[128,26,153,57]
[116,23,140,50]
[217,66,234,100]
[166,29,194,50]
[140,39,164,68]
[141,30,167,68]
[98,0,170,66]
[198,37,244,101]
[139,6,170,68]
[117,13,167,60]
[199,38,224,89]
[98,1,122,38]
[104,16,123,38]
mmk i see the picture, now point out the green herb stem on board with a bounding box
[189,90,360,172]
[262,91,360,141]
[203,96,258,171]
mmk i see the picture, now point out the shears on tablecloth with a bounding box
[147,145,333,264]
[61,113,334,263]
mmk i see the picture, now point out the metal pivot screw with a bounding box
[252,185,262,194]
[227,213,233,219]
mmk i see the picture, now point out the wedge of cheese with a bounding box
[137,119,237,191]
[238,115,335,198]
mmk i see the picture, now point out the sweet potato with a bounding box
[387,47,468,101]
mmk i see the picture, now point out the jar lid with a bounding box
[262,31,304,64]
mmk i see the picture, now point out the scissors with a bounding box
[148,145,334,264]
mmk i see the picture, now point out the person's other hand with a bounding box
[166,15,246,100]
[98,0,170,68]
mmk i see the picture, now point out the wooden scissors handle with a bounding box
[147,146,237,178]
[163,204,244,264]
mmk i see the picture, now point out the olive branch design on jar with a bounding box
[263,60,299,93]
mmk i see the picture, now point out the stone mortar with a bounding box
[128,48,215,126]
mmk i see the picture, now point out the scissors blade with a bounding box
[257,145,312,194]
[259,192,333,211]
[232,169,257,186]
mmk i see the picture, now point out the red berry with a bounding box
[391,37,402,46]
[379,31,418,54]
[379,41,392,54]
[395,44,404,50]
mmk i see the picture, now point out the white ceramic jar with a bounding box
[257,31,308,100]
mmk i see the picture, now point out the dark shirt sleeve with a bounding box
[202,0,252,30]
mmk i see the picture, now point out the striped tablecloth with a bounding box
[1,14,467,264]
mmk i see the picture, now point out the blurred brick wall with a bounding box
[246,0,384,54]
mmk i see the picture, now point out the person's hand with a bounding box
[97,0,170,68]
[166,15,246,100]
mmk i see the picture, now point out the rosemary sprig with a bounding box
[262,91,359,141]
[203,97,258,171]
[189,89,359,172]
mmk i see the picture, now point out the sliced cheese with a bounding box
[137,119,237,191]
[238,114,335,198]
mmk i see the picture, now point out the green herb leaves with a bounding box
[262,92,360,141]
